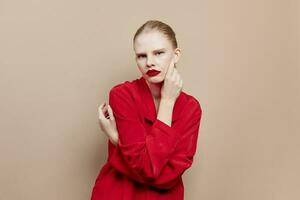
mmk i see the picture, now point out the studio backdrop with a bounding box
[0,0,299,199]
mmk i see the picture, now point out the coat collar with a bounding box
[136,76,186,124]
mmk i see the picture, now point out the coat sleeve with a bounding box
[107,86,202,189]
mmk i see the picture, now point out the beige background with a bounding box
[0,0,299,199]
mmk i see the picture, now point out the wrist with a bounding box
[109,131,119,145]
[160,98,175,106]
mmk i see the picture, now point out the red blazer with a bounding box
[91,76,203,200]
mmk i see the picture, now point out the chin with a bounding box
[145,75,164,84]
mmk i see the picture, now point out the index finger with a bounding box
[98,103,106,119]
[166,59,175,78]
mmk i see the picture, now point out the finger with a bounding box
[180,78,183,88]
[98,102,106,113]
[172,66,178,81]
[102,104,108,114]
[98,103,108,119]
[98,102,104,109]
[100,102,109,118]
[104,107,109,119]
[103,104,109,119]
[100,102,110,117]
[175,71,180,84]
[166,59,175,78]
[176,69,181,81]
[169,59,175,73]
[98,105,105,120]
[101,102,107,112]
[107,105,115,121]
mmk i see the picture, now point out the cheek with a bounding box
[137,64,146,73]
[137,60,145,67]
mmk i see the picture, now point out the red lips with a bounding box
[146,69,161,76]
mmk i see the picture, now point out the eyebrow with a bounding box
[136,48,166,56]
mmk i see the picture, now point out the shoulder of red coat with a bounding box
[181,91,202,114]
[108,78,139,98]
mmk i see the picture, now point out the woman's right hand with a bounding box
[161,59,183,102]
[97,102,119,145]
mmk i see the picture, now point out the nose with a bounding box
[146,55,155,67]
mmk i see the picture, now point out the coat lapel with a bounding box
[136,76,186,125]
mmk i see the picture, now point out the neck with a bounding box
[145,80,163,99]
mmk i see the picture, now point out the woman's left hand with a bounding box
[97,102,119,145]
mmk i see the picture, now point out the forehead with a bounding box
[134,31,172,52]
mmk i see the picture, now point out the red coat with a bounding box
[91,76,203,200]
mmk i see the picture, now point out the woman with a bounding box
[91,20,203,200]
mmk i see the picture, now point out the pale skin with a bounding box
[97,31,183,146]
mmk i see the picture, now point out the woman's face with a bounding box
[134,31,181,84]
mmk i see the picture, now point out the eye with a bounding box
[137,55,146,59]
[156,51,164,55]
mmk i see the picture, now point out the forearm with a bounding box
[110,98,175,145]
[109,130,119,145]
[157,98,175,127]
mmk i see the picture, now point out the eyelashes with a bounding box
[137,52,164,59]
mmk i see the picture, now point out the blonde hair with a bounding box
[133,20,178,49]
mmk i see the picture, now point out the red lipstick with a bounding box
[146,69,161,77]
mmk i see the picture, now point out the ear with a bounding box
[173,48,182,64]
